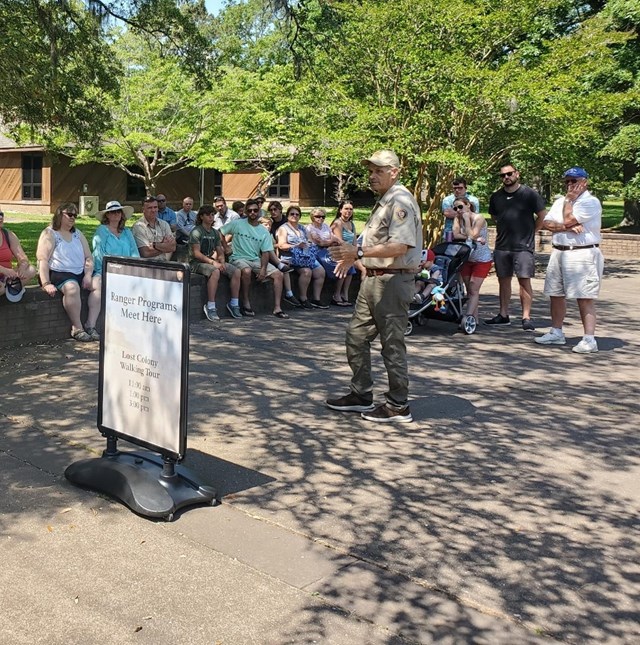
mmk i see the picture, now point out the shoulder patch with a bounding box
[394,208,407,220]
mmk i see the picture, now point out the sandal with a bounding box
[85,327,100,341]
[71,329,92,342]
[331,298,349,307]
[242,307,255,317]
[273,310,290,319]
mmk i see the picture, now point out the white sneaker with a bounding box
[534,330,566,345]
[572,338,598,354]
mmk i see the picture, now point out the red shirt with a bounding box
[0,229,14,269]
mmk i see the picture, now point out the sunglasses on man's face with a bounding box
[500,171,515,178]
[246,208,259,213]
[564,178,578,184]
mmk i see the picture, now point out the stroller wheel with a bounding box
[462,315,477,335]
[404,321,413,336]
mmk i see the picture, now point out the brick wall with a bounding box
[486,229,639,258]
[0,271,348,349]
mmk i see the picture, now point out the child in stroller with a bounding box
[406,241,475,335]
[412,249,440,305]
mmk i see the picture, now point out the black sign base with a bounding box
[65,447,218,521]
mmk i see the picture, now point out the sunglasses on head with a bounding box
[452,204,465,211]
[500,171,515,178]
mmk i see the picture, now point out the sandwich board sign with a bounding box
[65,257,216,519]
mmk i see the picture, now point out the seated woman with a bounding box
[0,208,37,301]
[36,203,99,342]
[329,200,361,306]
[90,201,140,339]
[451,197,493,325]
[306,207,346,305]
[277,206,327,309]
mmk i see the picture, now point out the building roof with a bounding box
[0,131,44,152]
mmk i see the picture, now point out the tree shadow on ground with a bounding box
[1,262,639,643]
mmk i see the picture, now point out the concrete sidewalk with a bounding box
[1,258,639,644]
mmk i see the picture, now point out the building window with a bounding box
[126,168,147,202]
[22,153,43,200]
[268,172,290,199]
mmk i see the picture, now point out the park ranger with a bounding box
[326,150,422,423]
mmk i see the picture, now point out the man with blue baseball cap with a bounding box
[535,167,604,353]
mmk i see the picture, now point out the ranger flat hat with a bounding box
[362,150,401,169]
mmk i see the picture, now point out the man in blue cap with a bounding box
[535,167,603,353]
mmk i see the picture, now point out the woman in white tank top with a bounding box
[36,203,99,342]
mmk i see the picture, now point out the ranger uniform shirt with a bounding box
[361,182,422,270]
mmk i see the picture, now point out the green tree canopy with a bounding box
[72,31,205,193]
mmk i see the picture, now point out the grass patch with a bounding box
[601,201,624,229]
[2,213,144,265]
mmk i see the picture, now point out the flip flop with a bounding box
[242,307,256,317]
[273,311,290,319]
[331,298,350,307]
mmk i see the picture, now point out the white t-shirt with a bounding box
[544,190,601,246]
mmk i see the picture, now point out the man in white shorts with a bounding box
[535,167,603,354]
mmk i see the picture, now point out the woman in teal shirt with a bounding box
[87,201,140,340]
[92,200,139,276]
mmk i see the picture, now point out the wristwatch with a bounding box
[356,246,364,259]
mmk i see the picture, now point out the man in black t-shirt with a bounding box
[485,164,546,331]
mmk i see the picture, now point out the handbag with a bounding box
[290,243,318,268]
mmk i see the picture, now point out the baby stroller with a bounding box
[405,241,475,336]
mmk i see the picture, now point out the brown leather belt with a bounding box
[552,244,599,251]
[365,268,414,277]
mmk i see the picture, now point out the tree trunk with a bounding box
[334,173,347,203]
[619,160,640,227]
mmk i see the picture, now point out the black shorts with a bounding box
[493,250,535,279]
[47,270,84,290]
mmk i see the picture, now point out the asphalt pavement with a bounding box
[1,259,639,644]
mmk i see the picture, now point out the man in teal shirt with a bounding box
[221,198,289,319]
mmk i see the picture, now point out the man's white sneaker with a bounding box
[572,338,598,354]
[534,331,566,345]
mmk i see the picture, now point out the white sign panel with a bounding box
[100,260,188,456]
